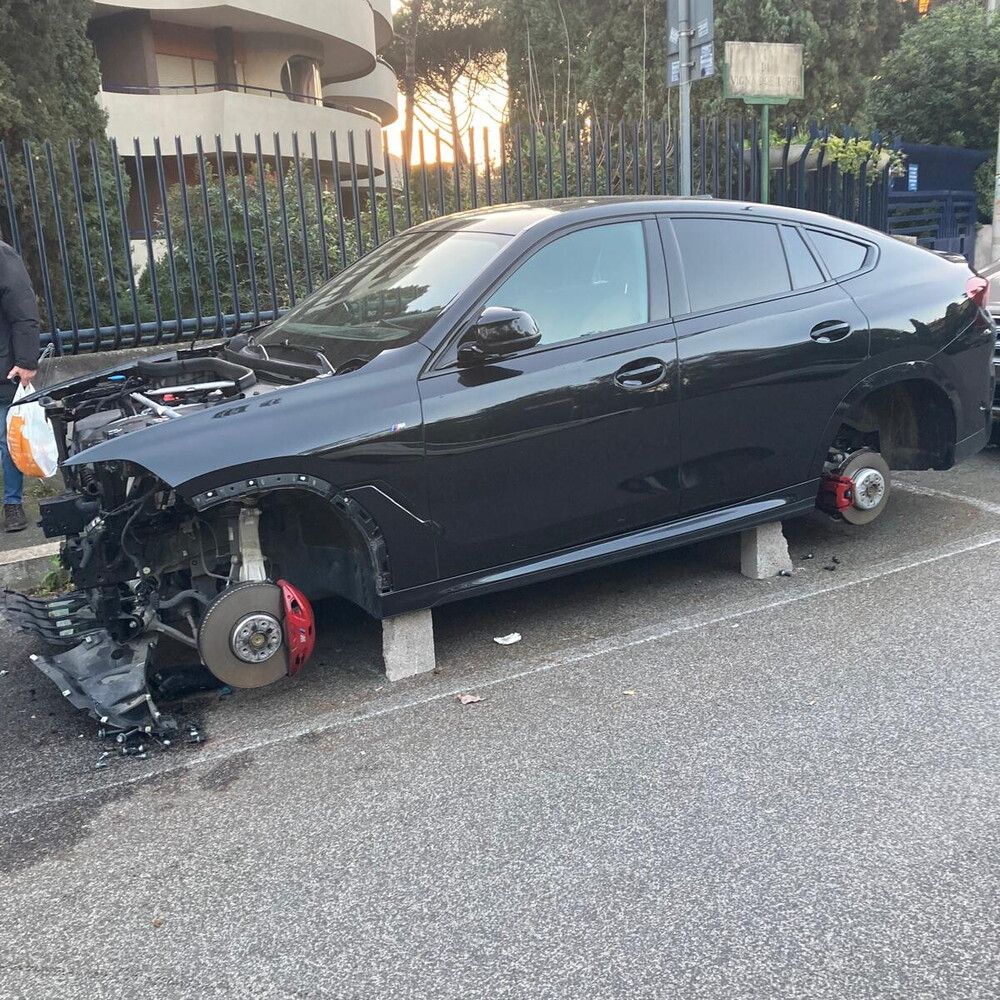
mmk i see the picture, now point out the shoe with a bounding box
[4,503,27,532]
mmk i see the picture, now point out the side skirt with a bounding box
[379,485,820,617]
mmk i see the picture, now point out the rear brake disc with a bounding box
[839,450,891,526]
[197,582,289,688]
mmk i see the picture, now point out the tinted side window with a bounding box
[780,226,825,288]
[673,218,791,313]
[486,222,649,345]
[808,230,869,277]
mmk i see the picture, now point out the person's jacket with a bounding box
[0,241,41,403]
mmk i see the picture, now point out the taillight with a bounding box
[967,275,989,309]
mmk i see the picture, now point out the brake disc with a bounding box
[839,450,891,526]
[197,582,289,688]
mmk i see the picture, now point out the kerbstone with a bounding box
[382,608,436,681]
[740,521,792,580]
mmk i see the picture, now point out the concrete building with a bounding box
[88,1,398,153]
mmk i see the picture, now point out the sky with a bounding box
[381,0,508,162]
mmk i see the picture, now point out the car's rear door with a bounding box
[418,218,681,579]
[661,214,871,514]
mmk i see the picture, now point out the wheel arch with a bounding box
[811,365,961,476]
[177,469,392,617]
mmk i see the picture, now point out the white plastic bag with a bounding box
[6,381,59,478]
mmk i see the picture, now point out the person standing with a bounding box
[0,241,40,532]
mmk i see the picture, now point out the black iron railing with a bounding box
[102,82,384,124]
[0,118,900,355]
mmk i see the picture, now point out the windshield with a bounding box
[256,228,510,369]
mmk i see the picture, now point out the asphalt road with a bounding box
[3,452,1000,999]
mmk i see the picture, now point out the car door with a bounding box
[418,218,681,580]
[661,215,871,514]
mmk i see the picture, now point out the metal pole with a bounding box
[989,0,1000,263]
[678,0,693,195]
[760,104,770,204]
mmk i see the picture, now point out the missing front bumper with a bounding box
[5,590,176,733]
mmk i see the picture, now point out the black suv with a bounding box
[8,198,995,731]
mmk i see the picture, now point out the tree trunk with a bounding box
[447,86,467,167]
[403,0,424,167]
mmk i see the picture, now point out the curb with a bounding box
[0,541,61,592]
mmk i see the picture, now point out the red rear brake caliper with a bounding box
[818,472,855,514]
[277,580,316,676]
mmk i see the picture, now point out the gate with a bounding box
[887,190,979,261]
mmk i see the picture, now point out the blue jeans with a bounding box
[0,401,24,505]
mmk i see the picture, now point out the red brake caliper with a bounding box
[818,472,855,513]
[277,580,316,676]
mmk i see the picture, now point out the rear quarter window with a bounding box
[807,230,871,277]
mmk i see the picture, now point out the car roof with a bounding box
[407,196,887,243]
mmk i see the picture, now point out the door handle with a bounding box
[613,358,668,389]
[810,320,853,344]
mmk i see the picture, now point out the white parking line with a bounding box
[894,479,1000,517]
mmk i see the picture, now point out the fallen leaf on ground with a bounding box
[494,632,522,645]
[152,917,165,929]
[456,693,483,705]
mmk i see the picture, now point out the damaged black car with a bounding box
[5,198,995,732]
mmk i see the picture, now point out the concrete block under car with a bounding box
[382,608,436,681]
[740,522,792,580]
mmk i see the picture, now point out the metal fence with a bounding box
[886,190,978,260]
[0,116,898,355]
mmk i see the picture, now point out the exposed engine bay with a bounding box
[3,345,353,733]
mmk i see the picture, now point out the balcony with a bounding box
[91,0,378,82]
[101,85,387,157]
[322,60,398,127]
[369,0,393,51]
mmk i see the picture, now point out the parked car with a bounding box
[7,197,995,731]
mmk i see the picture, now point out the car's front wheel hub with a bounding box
[231,612,283,663]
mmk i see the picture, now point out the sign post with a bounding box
[988,0,1000,264]
[723,41,803,204]
[678,0,692,196]
[667,0,714,196]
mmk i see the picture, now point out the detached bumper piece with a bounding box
[5,590,176,733]
[5,589,100,646]
[31,632,176,733]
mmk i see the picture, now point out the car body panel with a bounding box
[381,485,819,617]
[63,342,432,495]
[419,319,681,577]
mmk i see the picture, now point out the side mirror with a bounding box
[457,306,541,366]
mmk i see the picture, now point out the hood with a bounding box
[58,341,430,490]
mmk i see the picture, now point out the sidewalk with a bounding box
[0,474,58,551]
[0,474,62,590]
